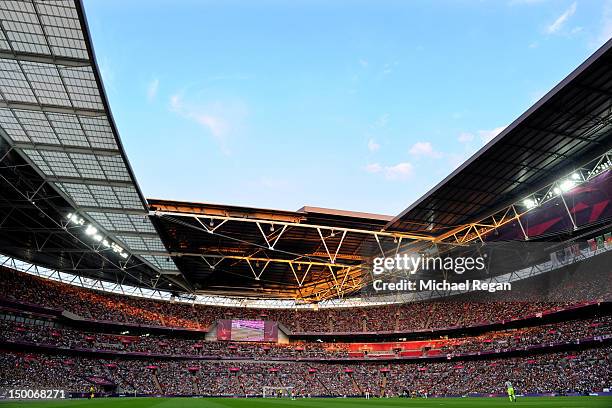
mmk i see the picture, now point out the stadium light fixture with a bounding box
[66,213,84,226]
[522,198,537,209]
[559,179,576,192]
[85,225,97,236]
[519,154,612,216]
[66,212,130,260]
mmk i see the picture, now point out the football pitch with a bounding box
[1,397,611,408]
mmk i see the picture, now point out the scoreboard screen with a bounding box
[217,319,278,342]
[231,319,264,341]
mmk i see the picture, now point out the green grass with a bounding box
[1,397,611,408]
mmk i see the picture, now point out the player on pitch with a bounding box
[505,381,516,402]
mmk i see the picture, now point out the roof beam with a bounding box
[102,230,161,238]
[13,143,120,157]
[0,101,106,117]
[79,207,147,215]
[152,210,435,241]
[45,176,135,188]
[0,50,90,67]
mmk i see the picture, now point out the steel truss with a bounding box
[149,208,432,300]
[435,149,612,245]
[4,227,608,309]
[145,150,612,301]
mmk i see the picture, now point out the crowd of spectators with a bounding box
[1,266,609,334]
[1,346,609,397]
[1,311,609,360]
[0,318,350,358]
[382,346,611,396]
[439,315,612,356]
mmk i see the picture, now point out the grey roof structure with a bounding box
[0,0,183,291]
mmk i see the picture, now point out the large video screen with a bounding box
[217,319,279,342]
[231,319,264,341]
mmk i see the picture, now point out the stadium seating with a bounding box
[0,347,609,397]
[1,266,609,334]
[0,265,610,397]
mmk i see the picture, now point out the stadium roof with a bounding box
[0,0,610,302]
[148,199,423,299]
[0,0,189,292]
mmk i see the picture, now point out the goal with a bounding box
[262,386,294,398]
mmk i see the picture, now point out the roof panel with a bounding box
[0,107,28,141]
[36,0,87,59]
[97,155,130,181]
[142,255,179,271]
[45,112,90,147]
[0,1,51,55]
[0,58,38,103]
[0,31,8,50]
[13,109,60,144]
[60,65,103,110]
[85,212,157,236]
[21,61,71,106]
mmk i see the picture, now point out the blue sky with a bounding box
[83,0,612,216]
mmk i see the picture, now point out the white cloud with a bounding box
[384,162,414,180]
[569,26,583,35]
[478,126,507,143]
[365,163,382,173]
[546,2,577,34]
[367,138,380,152]
[169,93,247,154]
[365,162,414,180]
[147,78,159,101]
[458,132,475,143]
[409,141,443,158]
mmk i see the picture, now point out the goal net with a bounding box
[262,386,293,398]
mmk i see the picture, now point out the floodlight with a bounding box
[522,198,536,209]
[559,179,576,192]
[85,225,97,236]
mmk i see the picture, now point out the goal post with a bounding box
[262,386,293,398]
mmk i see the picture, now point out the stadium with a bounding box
[0,1,611,407]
